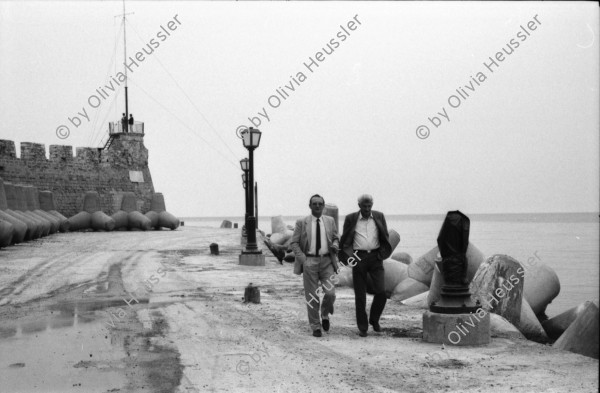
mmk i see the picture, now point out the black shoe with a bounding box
[322,319,330,332]
[369,319,381,332]
[359,330,368,337]
[313,329,322,337]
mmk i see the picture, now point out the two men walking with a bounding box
[291,193,391,337]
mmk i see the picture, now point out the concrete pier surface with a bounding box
[0,227,597,393]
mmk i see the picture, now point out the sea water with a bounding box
[183,213,599,318]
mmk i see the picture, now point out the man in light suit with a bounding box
[340,194,391,337]
[290,194,340,337]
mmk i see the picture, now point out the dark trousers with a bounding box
[352,251,386,332]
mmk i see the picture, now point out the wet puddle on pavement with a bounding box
[0,301,128,392]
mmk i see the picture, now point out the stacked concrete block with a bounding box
[38,191,70,232]
[4,182,43,239]
[24,185,60,235]
[0,177,28,243]
[144,192,179,230]
[111,192,151,231]
[0,218,13,247]
[68,191,115,231]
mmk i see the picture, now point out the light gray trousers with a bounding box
[303,255,336,331]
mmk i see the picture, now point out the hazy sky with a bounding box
[0,1,598,217]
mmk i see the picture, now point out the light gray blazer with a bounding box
[290,215,339,275]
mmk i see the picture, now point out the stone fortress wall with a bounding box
[0,134,154,217]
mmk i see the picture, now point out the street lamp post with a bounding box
[240,158,250,230]
[241,171,248,245]
[239,127,265,266]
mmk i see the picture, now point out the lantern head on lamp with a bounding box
[241,127,262,150]
[429,210,480,314]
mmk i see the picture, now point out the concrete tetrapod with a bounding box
[38,191,70,232]
[24,186,60,234]
[147,193,179,230]
[336,258,418,299]
[0,219,13,247]
[15,185,50,237]
[522,258,561,317]
[0,178,28,243]
[120,192,151,231]
[323,204,339,231]
[427,242,486,306]
[553,300,599,359]
[271,216,287,235]
[391,251,412,265]
[542,301,593,341]
[68,191,115,231]
[4,182,43,239]
[469,254,524,328]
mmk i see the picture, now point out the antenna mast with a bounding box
[122,0,129,122]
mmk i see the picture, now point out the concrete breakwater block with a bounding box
[263,238,286,263]
[0,219,14,247]
[392,277,429,301]
[15,185,50,237]
[68,192,115,231]
[271,215,286,234]
[423,310,490,346]
[519,298,549,343]
[523,258,560,317]
[120,192,151,231]
[111,210,129,230]
[3,182,41,240]
[400,290,429,308]
[146,193,179,230]
[542,301,592,341]
[0,178,27,243]
[389,229,400,252]
[489,313,526,340]
[158,211,179,230]
[323,204,338,231]
[0,210,27,244]
[427,242,486,306]
[270,230,293,246]
[470,254,524,328]
[391,251,412,265]
[38,191,70,232]
[335,258,414,300]
[91,211,116,231]
[220,220,232,229]
[66,211,91,231]
[24,186,59,234]
[408,246,439,287]
[367,259,408,298]
[553,301,599,359]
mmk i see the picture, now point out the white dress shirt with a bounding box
[309,215,328,255]
[352,213,380,251]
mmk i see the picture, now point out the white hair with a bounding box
[357,194,373,204]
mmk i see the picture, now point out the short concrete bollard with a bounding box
[210,243,219,255]
[423,310,490,346]
[244,283,260,304]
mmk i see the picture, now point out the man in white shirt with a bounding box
[340,194,392,337]
[290,194,340,337]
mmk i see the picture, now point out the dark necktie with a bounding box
[316,218,321,256]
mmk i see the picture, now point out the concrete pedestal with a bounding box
[239,252,265,266]
[423,310,490,346]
